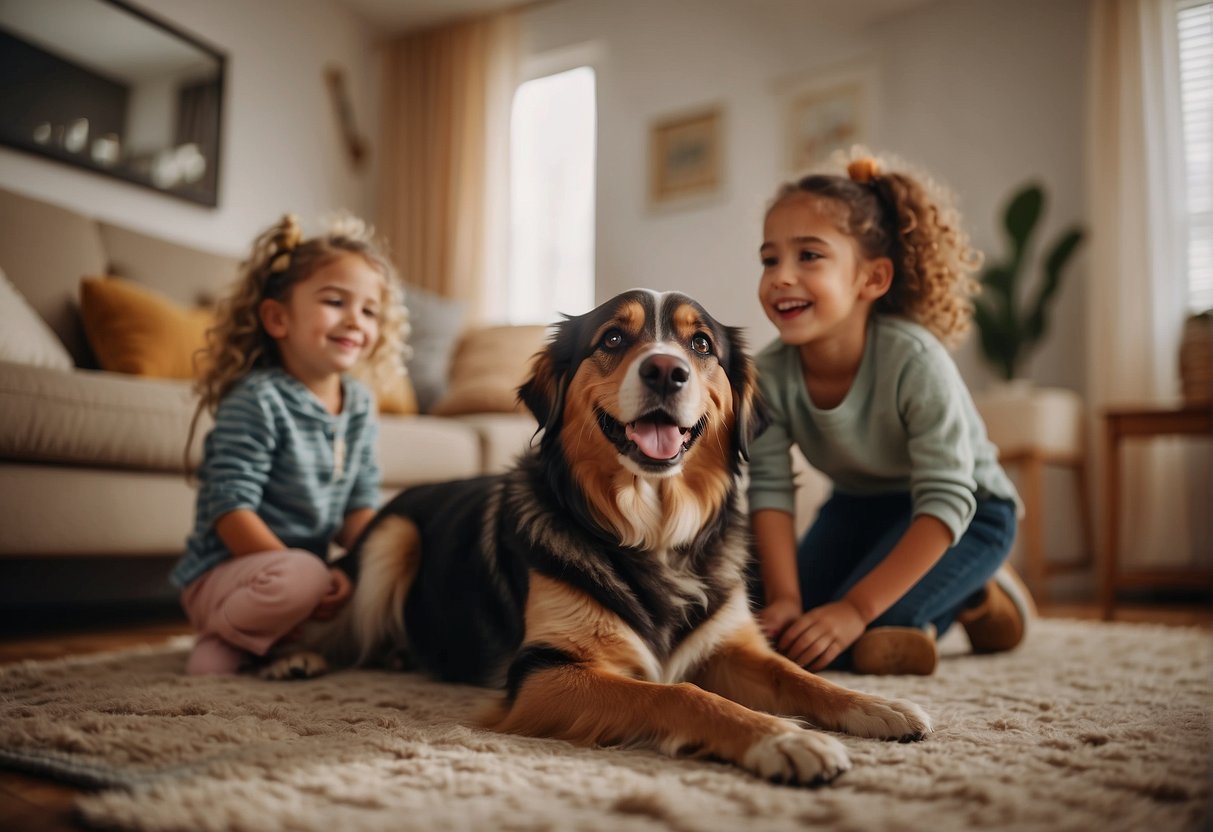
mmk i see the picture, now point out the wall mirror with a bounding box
[0,0,225,207]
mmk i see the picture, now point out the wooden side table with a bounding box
[997,447,1093,603]
[1101,402,1213,619]
[975,386,1092,604]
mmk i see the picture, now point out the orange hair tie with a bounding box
[847,158,880,184]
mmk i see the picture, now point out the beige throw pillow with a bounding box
[0,267,74,370]
[430,325,548,416]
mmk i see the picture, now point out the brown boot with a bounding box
[851,625,938,675]
[958,564,1036,654]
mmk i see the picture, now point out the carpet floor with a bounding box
[0,619,1208,832]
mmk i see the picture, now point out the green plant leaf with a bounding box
[1043,226,1084,277]
[974,180,1082,381]
[1025,227,1084,342]
[973,300,1019,380]
[980,264,1015,299]
[1004,184,1043,256]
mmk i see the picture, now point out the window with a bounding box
[506,65,596,324]
[1178,0,1212,311]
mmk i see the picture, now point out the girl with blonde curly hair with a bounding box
[748,153,1029,677]
[175,213,406,675]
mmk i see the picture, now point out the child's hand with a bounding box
[776,600,866,672]
[310,568,353,621]
[757,597,803,641]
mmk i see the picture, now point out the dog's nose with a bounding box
[639,354,690,396]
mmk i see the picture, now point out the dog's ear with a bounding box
[517,317,577,436]
[724,325,770,466]
[518,347,562,431]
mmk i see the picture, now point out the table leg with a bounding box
[1101,419,1120,620]
[1020,453,1047,604]
[1073,460,1095,570]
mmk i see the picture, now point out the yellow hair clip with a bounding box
[269,252,291,273]
[280,214,302,250]
[268,214,302,273]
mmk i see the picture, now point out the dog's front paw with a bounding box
[841,696,932,742]
[741,730,851,786]
[259,651,328,681]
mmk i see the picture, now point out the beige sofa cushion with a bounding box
[0,361,484,488]
[376,415,481,488]
[450,413,539,474]
[0,463,197,556]
[0,188,108,365]
[0,361,205,471]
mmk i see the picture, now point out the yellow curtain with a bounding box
[378,12,518,319]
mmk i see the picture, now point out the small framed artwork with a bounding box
[781,65,876,175]
[648,106,723,207]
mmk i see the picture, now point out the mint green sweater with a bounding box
[747,316,1019,544]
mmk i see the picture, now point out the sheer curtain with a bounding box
[1086,0,1209,567]
[378,11,519,320]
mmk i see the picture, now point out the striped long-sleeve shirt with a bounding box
[172,368,380,588]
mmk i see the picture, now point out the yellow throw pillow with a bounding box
[356,367,420,416]
[80,276,213,379]
[377,375,419,415]
[430,324,548,416]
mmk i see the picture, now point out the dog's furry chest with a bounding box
[499,465,749,664]
[374,458,750,686]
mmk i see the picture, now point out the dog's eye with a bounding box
[600,329,625,351]
[691,333,713,356]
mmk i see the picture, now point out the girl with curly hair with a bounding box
[175,213,407,675]
[749,154,1029,676]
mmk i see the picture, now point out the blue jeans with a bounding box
[779,491,1017,667]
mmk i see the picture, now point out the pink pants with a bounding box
[180,549,332,675]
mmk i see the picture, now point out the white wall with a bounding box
[872,0,1090,394]
[521,0,870,347]
[0,0,380,258]
[520,0,1090,396]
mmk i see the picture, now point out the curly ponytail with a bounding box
[770,153,982,348]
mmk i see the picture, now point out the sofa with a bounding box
[0,186,541,606]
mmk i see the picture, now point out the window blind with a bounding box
[1178,0,1212,312]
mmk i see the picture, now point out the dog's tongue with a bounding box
[626,419,685,460]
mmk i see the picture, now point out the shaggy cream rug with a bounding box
[0,619,1208,832]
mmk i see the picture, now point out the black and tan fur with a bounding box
[299,290,930,785]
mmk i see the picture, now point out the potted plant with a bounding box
[973,182,1084,382]
[970,184,1088,601]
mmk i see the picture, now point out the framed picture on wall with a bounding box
[648,106,723,207]
[781,64,877,175]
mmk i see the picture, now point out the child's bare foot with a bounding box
[186,635,252,675]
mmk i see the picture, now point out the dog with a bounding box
[287,289,930,785]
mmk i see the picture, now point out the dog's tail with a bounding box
[310,516,418,667]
